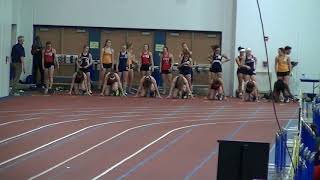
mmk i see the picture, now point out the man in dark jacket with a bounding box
[31,36,44,86]
[11,35,25,92]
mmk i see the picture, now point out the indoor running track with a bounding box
[0,96,298,180]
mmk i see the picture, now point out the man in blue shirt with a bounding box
[11,36,26,92]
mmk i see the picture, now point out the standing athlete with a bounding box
[236,47,247,97]
[99,39,114,89]
[275,47,292,85]
[178,49,193,92]
[140,44,154,76]
[127,43,137,94]
[160,46,174,94]
[42,41,59,94]
[208,45,230,81]
[244,48,257,82]
[77,45,93,94]
[117,44,129,93]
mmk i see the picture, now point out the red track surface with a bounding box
[0,96,298,180]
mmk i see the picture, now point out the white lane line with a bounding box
[0,118,85,144]
[0,115,138,145]
[0,109,294,128]
[28,118,290,180]
[91,120,252,179]
[0,105,291,114]
[0,117,41,127]
[0,110,186,165]
[0,110,294,145]
[0,119,133,167]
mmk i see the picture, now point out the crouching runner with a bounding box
[207,76,224,100]
[243,80,258,102]
[167,74,193,99]
[101,72,125,96]
[69,70,90,95]
[135,75,161,98]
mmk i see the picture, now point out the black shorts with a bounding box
[244,70,256,76]
[210,67,222,73]
[118,66,128,72]
[140,64,150,71]
[237,67,247,74]
[44,63,54,69]
[103,63,112,69]
[80,67,90,73]
[277,71,290,77]
[161,70,171,74]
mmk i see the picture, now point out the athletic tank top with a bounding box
[80,53,90,67]
[245,56,256,72]
[212,55,222,65]
[181,57,191,68]
[161,53,171,71]
[44,49,54,64]
[118,51,128,68]
[211,54,222,69]
[277,55,289,72]
[102,48,112,64]
[141,52,151,65]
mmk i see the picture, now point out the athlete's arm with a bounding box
[235,57,241,67]
[87,53,93,68]
[150,52,154,71]
[189,58,193,68]
[222,54,230,63]
[208,53,213,63]
[159,54,162,72]
[275,56,278,73]
[100,48,105,70]
[167,76,178,98]
[170,53,174,71]
[138,52,142,72]
[116,52,120,72]
[131,54,137,64]
[111,49,115,70]
[287,56,292,73]
[42,49,45,70]
[53,49,59,69]
[151,76,161,98]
